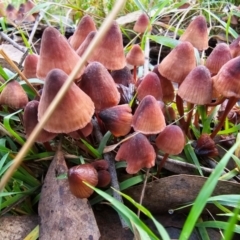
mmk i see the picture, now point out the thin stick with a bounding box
[92,119,128,229]
[156,153,169,177]
[0,31,27,53]
[137,168,150,217]
[176,94,185,128]
[0,49,40,97]
[0,0,127,191]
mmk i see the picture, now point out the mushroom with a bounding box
[180,15,208,51]
[36,27,84,80]
[68,164,98,198]
[156,125,185,175]
[80,61,120,112]
[23,100,57,143]
[132,95,166,134]
[69,14,97,50]
[0,80,28,109]
[111,66,133,87]
[38,68,94,133]
[126,44,145,82]
[98,104,133,137]
[22,54,39,79]
[87,21,126,70]
[136,72,163,101]
[115,133,156,174]
[133,13,152,33]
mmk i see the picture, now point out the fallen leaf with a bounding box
[124,174,240,213]
[38,149,100,240]
[0,215,39,240]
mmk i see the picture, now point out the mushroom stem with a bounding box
[137,168,150,217]
[176,94,185,128]
[133,65,137,82]
[184,103,194,137]
[156,153,169,177]
[210,97,238,139]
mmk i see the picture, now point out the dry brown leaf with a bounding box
[0,215,39,240]
[124,174,240,213]
[38,149,100,240]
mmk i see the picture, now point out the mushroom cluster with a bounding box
[15,12,240,199]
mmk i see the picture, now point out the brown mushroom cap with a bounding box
[229,35,240,58]
[22,54,39,79]
[38,68,94,133]
[91,160,109,171]
[178,65,213,105]
[133,13,152,33]
[76,31,97,57]
[87,21,126,70]
[115,133,156,174]
[68,164,98,198]
[37,27,83,80]
[80,61,120,112]
[158,41,196,84]
[205,43,232,75]
[213,56,240,98]
[111,66,133,86]
[6,4,17,22]
[132,95,166,134]
[0,80,28,109]
[180,15,208,51]
[23,100,57,142]
[99,104,132,137]
[69,14,97,50]
[155,125,185,155]
[137,72,163,101]
[97,170,111,187]
[126,44,145,66]
[152,65,175,103]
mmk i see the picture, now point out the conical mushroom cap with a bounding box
[38,68,94,133]
[99,104,132,137]
[152,65,175,103]
[133,13,152,33]
[229,35,240,58]
[0,80,28,109]
[69,14,97,50]
[156,125,185,155]
[178,65,212,104]
[111,66,133,86]
[87,21,126,70]
[37,27,83,80]
[206,43,232,75]
[80,62,120,112]
[126,44,144,66]
[22,54,39,79]
[213,56,240,98]
[115,133,155,174]
[24,100,57,142]
[180,15,208,51]
[6,4,17,22]
[132,95,166,134]
[137,72,163,101]
[76,31,97,57]
[158,41,196,84]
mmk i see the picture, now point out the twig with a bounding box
[137,168,150,217]
[28,14,42,46]
[0,31,27,53]
[92,119,128,229]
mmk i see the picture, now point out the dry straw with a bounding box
[0,0,127,191]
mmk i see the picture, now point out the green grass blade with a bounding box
[80,138,101,158]
[0,153,9,172]
[0,65,8,81]
[97,131,112,155]
[85,183,159,239]
[196,221,240,234]
[147,35,179,48]
[179,140,240,240]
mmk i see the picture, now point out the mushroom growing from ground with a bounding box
[22,54,39,79]
[132,95,166,134]
[0,80,28,109]
[133,12,152,33]
[68,164,98,198]
[38,68,94,133]
[155,125,185,175]
[36,27,83,80]
[115,133,156,174]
